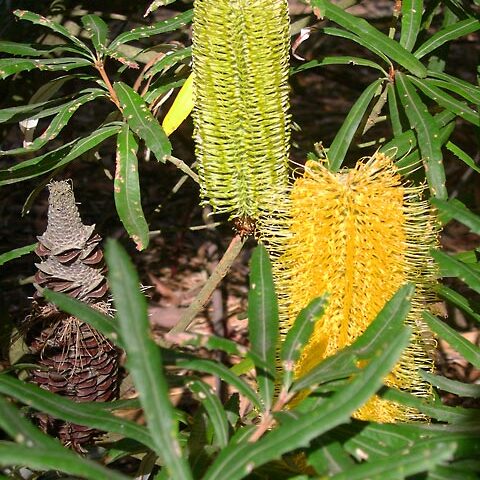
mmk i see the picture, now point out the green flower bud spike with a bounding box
[192,0,291,226]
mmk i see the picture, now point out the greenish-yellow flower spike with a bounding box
[192,0,291,221]
[276,153,439,422]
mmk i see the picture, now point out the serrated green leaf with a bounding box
[0,442,129,480]
[427,71,480,105]
[187,379,229,448]
[145,0,179,16]
[0,57,92,80]
[114,124,149,250]
[431,250,480,294]
[42,289,122,347]
[14,10,93,57]
[145,46,192,78]
[281,296,327,390]
[0,375,153,448]
[395,72,446,198]
[387,82,403,137]
[177,358,261,409]
[400,0,423,52]
[108,10,193,50]
[0,123,121,185]
[292,284,414,393]
[0,41,48,56]
[445,141,480,174]
[414,18,480,59]
[0,396,127,480]
[328,79,383,171]
[435,284,480,324]
[330,441,455,480]
[82,14,109,52]
[311,0,427,77]
[1,90,105,156]
[420,370,480,397]
[321,27,390,67]
[291,55,387,76]
[382,387,480,423]
[409,76,479,126]
[203,321,411,480]
[105,240,192,479]
[308,440,354,476]
[423,311,480,368]
[113,82,171,161]
[431,198,480,235]
[144,78,186,104]
[0,99,61,124]
[248,245,279,411]
[0,243,36,267]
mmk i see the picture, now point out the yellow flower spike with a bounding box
[276,153,439,422]
[192,0,290,222]
[162,73,194,137]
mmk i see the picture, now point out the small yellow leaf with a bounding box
[162,73,194,136]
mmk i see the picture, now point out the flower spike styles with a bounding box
[276,153,439,422]
[192,0,291,223]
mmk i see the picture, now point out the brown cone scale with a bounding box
[26,180,119,452]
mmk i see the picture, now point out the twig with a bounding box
[165,155,200,183]
[169,235,246,335]
[95,60,120,109]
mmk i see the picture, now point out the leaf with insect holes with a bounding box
[114,82,171,162]
[114,124,149,251]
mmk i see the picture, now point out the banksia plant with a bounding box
[25,180,119,451]
[192,0,291,228]
[275,153,439,422]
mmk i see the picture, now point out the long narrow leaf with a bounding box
[0,243,36,267]
[414,18,480,59]
[0,124,121,185]
[381,387,480,423]
[292,284,414,392]
[400,0,423,52]
[0,443,128,480]
[291,55,387,75]
[420,370,480,398]
[1,91,105,156]
[42,289,122,347]
[328,79,382,171]
[105,240,192,479]
[423,311,480,368]
[281,296,327,390]
[108,10,193,50]
[177,358,261,409]
[311,0,427,77]
[431,199,480,235]
[427,71,480,105]
[410,77,479,127]
[387,83,403,137]
[445,141,480,174]
[14,10,93,57]
[114,82,171,161]
[431,250,480,294]
[203,324,411,480]
[187,380,229,448]
[329,441,455,480]
[248,245,279,411]
[435,284,480,324]
[114,124,149,250]
[145,46,192,78]
[82,15,109,52]
[395,72,446,198]
[0,57,92,80]
[0,375,152,447]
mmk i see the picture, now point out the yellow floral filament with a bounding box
[275,153,439,422]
